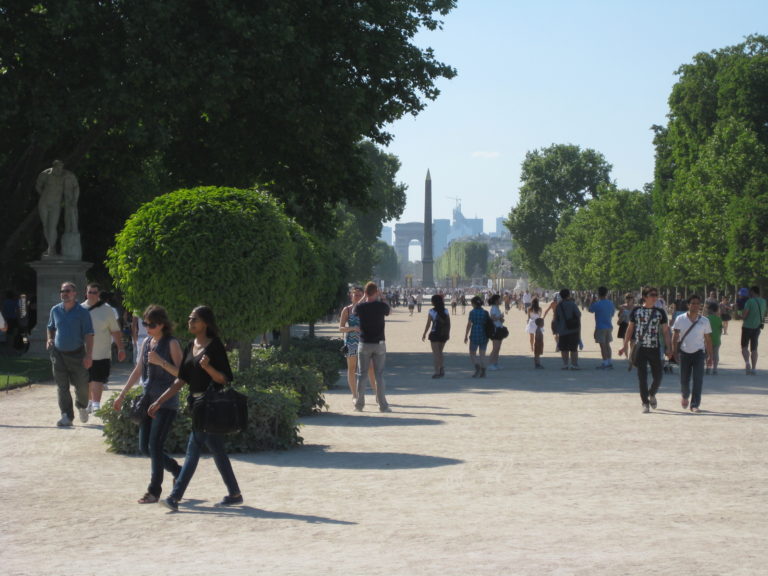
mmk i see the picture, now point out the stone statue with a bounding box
[36,160,81,259]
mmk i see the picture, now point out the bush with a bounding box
[98,381,302,455]
[245,353,327,415]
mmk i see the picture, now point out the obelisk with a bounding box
[422,169,434,287]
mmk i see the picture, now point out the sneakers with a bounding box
[642,404,650,414]
[138,492,158,504]
[480,366,486,378]
[472,364,481,378]
[86,401,93,414]
[214,494,243,507]
[690,407,701,414]
[681,397,689,409]
[570,365,581,371]
[649,395,657,409]
[161,497,179,512]
[56,413,73,427]
[379,406,392,413]
[487,364,498,371]
[78,407,89,423]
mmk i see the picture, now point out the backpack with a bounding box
[433,311,450,341]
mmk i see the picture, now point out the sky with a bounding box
[384,0,767,235]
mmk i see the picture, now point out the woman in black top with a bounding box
[149,306,242,511]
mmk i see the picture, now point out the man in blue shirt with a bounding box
[589,286,616,369]
[47,282,94,426]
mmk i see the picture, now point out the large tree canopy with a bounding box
[0,1,455,286]
[506,144,612,285]
[653,34,768,287]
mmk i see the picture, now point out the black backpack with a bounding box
[484,310,495,339]
[433,311,450,340]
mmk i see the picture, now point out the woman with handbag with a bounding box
[339,286,376,402]
[486,294,507,371]
[149,306,242,511]
[114,305,183,504]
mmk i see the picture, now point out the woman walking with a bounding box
[149,306,242,511]
[487,294,507,371]
[422,294,450,378]
[464,295,489,378]
[339,286,376,401]
[526,298,543,352]
[114,305,183,504]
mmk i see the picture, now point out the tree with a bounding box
[106,187,299,367]
[542,186,653,289]
[373,240,399,285]
[435,241,489,284]
[653,35,768,287]
[506,144,612,285]
[0,1,455,287]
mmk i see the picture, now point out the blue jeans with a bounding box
[138,408,181,497]
[356,341,388,410]
[170,429,240,501]
[679,350,705,408]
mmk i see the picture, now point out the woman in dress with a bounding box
[526,298,543,352]
[339,286,376,400]
[149,306,242,511]
[487,294,506,371]
[114,305,183,504]
[464,295,489,378]
[422,294,450,378]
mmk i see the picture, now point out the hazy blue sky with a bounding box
[384,0,767,234]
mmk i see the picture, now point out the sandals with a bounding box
[138,492,159,504]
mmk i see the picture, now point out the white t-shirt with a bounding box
[672,313,712,354]
[86,303,120,360]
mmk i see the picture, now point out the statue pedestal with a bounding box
[27,259,92,354]
[61,232,82,260]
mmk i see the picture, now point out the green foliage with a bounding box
[373,240,400,284]
[1,1,455,287]
[507,144,612,285]
[106,186,298,346]
[435,241,489,282]
[542,186,653,289]
[0,355,52,389]
[98,379,302,454]
[653,35,768,287]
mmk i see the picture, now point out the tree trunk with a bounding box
[237,340,253,372]
[280,324,291,352]
[308,321,315,338]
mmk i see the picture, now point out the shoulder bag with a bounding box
[191,383,249,435]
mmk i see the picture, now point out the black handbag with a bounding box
[128,392,151,424]
[191,384,248,435]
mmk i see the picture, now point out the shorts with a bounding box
[558,332,579,352]
[345,343,359,358]
[594,328,613,345]
[468,340,488,354]
[617,322,628,339]
[88,359,111,383]
[741,327,761,351]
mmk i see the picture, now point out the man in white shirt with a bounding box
[83,283,126,414]
[671,294,713,413]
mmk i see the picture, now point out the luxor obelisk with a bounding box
[422,169,434,287]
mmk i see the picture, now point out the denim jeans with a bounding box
[356,341,388,410]
[679,349,705,408]
[170,429,240,501]
[636,346,663,405]
[51,349,89,419]
[138,408,181,497]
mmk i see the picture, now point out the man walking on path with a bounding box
[589,286,615,369]
[671,295,713,413]
[353,282,391,412]
[740,286,766,375]
[47,282,94,426]
[621,286,671,414]
[83,283,126,414]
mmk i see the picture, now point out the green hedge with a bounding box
[98,381,302,455]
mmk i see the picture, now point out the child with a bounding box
[534,317,544,368]
[706,302,723,375]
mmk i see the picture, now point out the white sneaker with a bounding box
[78,407,89,423]
[642,404,650,414]
[86,401,93,414]
[57,413,73,427]
[487,364,498,371]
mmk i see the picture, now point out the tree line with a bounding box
[508,35,768,293]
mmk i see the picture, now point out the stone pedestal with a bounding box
[61,232,82,260]
[27,259,92,354]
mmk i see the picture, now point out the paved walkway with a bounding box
[1,305,766,575]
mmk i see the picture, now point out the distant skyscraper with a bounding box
[433,218,450,258]
[380,225,393,245]
[495,217,510,238]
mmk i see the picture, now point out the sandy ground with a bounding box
[1,304,766,576]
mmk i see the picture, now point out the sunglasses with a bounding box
[142,321,158,329]
[87,290,99,295]
[60,289,73,293]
